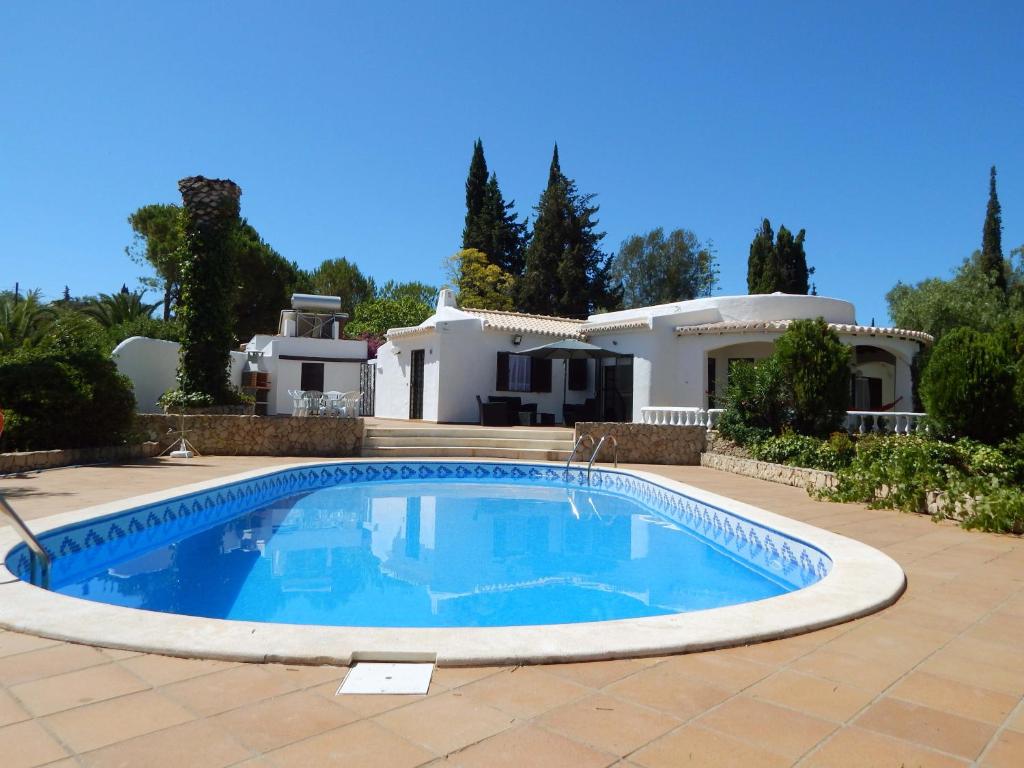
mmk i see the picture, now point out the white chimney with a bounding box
[436,288,458,310]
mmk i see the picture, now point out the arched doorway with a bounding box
[704,341,775,408]
[851,345,898,410]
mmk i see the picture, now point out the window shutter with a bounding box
[531,358,552,393]
[496,352,510,391]
[568,359,588,391]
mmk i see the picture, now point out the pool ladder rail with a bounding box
[0,494,50,589]
[565,433,618,484]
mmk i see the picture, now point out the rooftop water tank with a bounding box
[291,293,342,312]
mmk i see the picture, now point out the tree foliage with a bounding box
[920,327,1021,444]
[233,221,303,341]
[518,145,621,317]
[376,280,437,307]
[346,296,433,340]
[980,166,1007,294]
[461,140,528,277]
[611,227,718,308]
[304,257,376,318]
[0,290,54,353]
[773,318,852,436]
[747,218,814,294]
[126,204,185,320]
[82,290,161,328]
[445,249,515,310]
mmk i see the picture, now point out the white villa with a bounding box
[374,290,932,425]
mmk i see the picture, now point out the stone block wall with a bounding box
[135,415,363,457]
[0,442,161,475]
[700,452,838,491]
[573,422,706,465]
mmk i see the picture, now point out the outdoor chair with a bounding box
[563,397,598,427]
[303,390,323,416]
[340,391,363,417]
[322,391,344,417]
[289,389,307,417]
[477,395,509,426]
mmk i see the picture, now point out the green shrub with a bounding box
[0,349,136,451]
[957,482,1024,534]
[749,431,855,472]
[920,327,1020,444]
[773,318,852,437]
[715,356,789,446]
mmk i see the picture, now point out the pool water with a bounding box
[49,479,794,628]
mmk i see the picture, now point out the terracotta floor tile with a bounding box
[0,687,29,727]
[605,664,732,720]
[43,689,194,753]
[11,662,148,717]
[0,643,110,686]
[79,718,251,768]
[657,650,775,691]
[538,657,662,689]
[802,726,970,767]
[695,695,836,760]
[0,631,60,658]
[630,723,790,768]
[211,690,358,753]
[917,650,1024,697]
[789,647,908,694]
[99,647,142,661]
[1007,705,1024,733]
[940,635,1024,673]
[747,669,875,722]
[161,663,302,717]
[264,719,434,768]
[537,693,679,756]
[966,612,1024,647]
[117,653,238,687]
[374,690,515,755]
[459,666,589,718]
[856,696,995,760]
[980,728,1024,767]
[718,635,818,665]
[888,670,1019,725]
[0,719,69,768]
[259,663,346,689]
[446,723,615,768]
[428,665,507,691]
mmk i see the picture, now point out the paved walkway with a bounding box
[1,457,1022,767]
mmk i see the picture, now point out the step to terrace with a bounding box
[361,423,575,461]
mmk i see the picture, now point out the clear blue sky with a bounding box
[2,1,1022,326]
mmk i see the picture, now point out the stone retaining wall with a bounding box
[0,442,162,475]
[700,452,838,491]
[574,423,706,465]
[135,414,363,457]
[704,431,752,458]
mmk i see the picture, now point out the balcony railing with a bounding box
[639,407,925,435]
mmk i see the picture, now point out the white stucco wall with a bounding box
[112,337,247,413]
[587,293,857,328]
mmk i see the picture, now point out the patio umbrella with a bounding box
[516,339,619,420]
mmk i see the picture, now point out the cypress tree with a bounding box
[473,173,528,276]
[980,165,1007,294]
[777,225,812,294]
[747,219,777,293]
[462,139,489,250]
[518,144,620,317]
[747,219,813,294]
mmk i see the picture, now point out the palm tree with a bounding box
[82,291,162,328]
[0,290,54,352]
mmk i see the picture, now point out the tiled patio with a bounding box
[1,456,1023,767]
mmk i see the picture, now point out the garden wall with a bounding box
[135,414,363,457]
[0,442,162,475]
[574,423,706,465]
[700,452,838,491]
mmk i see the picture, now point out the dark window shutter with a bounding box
[496,352,510,391]
[300,362,325,391]
[531,358,552,393]
[568,359,588,391]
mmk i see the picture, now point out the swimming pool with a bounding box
[0,461,905,665]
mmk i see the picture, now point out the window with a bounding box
[300,362,324,392]
[496,352,552,393]
[568,358,588,391]
[707,357,717,408]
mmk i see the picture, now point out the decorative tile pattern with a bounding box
[6,462,831,592]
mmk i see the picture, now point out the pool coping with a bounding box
[0,459,906,667]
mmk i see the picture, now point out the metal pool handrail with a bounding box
[0,495,50,589]
[565,433,595,476]
[587,434,618,484]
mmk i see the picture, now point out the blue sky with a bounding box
[2,1,1022,326]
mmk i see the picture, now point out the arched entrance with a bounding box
[851,345,898,411]
[704,341,775,408]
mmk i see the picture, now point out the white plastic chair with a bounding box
[340,391,363,418]
[289,390,306,417]
[303,390,323,417]
[322,391,344,417]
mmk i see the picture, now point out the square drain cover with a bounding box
[337,662,434,695]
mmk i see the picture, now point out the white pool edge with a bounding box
[0,460,906,667]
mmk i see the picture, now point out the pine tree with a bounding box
[980,165,1007,294]
[462,139,489,250]
[518,145,621,317]
[747,219,812,294]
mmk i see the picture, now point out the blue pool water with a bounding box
[8,463,831,628]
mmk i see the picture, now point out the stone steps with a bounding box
[361,423,575,461]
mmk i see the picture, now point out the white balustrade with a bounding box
[639,407,925,435]
[845,411,926,435]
